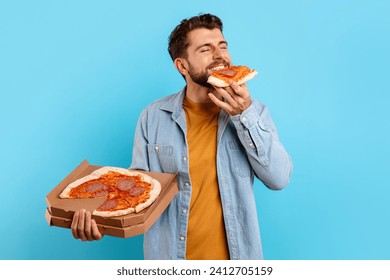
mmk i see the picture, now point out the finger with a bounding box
[229,81,249,98]
[84,211,94,241]
[71,210,80,239]
[215,87,246,113]
[208,93,234,113]
[213,86,236,105]
[91,219,103,240]
[77,209,87,242]
[224,85,235,96]
[228,82,252,110]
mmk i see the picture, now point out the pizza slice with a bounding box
[207,65,258,87]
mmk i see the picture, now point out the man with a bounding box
[71,13,292,260]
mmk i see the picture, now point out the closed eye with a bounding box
[219,43,228,49]
[200,47,211,53]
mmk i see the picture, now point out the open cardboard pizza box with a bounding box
[45,160,178,238]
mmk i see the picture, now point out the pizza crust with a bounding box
[134,179,161,213]
[93,207,135,217]
[59,166,162,217]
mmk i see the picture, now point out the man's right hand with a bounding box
[71,209,103,241]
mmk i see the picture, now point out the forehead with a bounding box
[186,28,226,49]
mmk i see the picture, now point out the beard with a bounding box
[187,59,230,89]
[187,63,213,89]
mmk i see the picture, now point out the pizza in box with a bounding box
[59,166,161,217]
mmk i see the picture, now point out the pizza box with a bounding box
[45,160,179,238]
[45,208,158,238]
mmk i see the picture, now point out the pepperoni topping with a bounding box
[116,178,136,191]
[86,182,108,193]
[129,186,145,197]
[97,199,117,211]
[216,69,237,77]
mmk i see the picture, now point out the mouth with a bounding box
[209,64,229,72]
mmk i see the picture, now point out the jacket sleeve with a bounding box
[129,108,151,171]
[230,99,293,190]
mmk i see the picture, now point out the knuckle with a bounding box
[78,229,85,239]
[93,232,102,240]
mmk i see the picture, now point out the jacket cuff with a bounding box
[231,103,264,131]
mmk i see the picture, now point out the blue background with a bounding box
[1,0,389,260]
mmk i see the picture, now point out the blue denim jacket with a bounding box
[130,88,293,260]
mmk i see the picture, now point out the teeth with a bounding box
[210,65,226,71]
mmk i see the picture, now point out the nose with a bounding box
[212,48,223,60]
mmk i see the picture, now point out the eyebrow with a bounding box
[195,40,228,51]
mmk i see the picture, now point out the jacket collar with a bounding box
[160,87,186,118]
[159,86,230,137]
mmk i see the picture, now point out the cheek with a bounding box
[196,56,212,66]
[223,52,232,63]
[189,58,210,71]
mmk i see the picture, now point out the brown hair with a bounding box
[168,13,223,61]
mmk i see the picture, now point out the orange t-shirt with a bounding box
[183,96,229,260]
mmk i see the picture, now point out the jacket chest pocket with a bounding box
[147,144,176,173]
[229,141,252,178]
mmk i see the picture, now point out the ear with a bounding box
[174,58,188,76]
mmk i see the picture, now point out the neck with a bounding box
[185,80,222,103]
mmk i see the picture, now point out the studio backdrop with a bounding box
[1,0,389,260]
